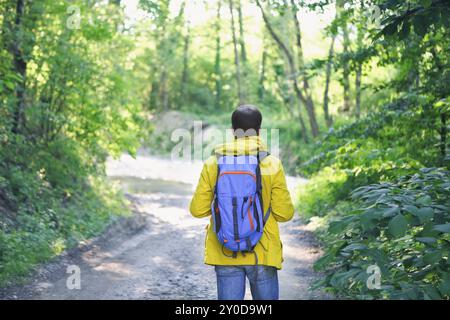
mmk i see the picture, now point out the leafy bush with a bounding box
[300,97,444,177]
[297,138,423,218]
[314,168,450,300]
[0,172,128,286]
[296,95,445,223]
[297,167,349,218]
[0,136,129,287]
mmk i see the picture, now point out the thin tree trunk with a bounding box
[273,63,308,143]
[440,112,447,166]
[274,63,295,118]
[323,36,335,127]
[354,0,364,119]
[256,0,309,141]
[258,34,267,101]
[159,68,169,111]
[355,60,362,119]
[290,0,303,66]
[290,0,319,137]
[180,22,190,103]
[11,0,26,134]
[149,77,159,110]
[237,0,247,94]
[214,0,222,110]
[237,0,247,63]
[341,19,351,112]
[228,0,245,104]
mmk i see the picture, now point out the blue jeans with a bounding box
[214,265,279,300]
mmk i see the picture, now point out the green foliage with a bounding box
[301,97,444,176]
[376,0,450,41]
[0,0,145,286]
[296,95,442,219]
[314,168,450,299]
[0,137,129,286]
[299,97,448,299]
[297,167,349,218]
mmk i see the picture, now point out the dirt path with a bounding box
[1,153,329,300]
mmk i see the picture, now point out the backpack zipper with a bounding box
[219,171,256,180]
[241,197,248,219]
[248,196,254,231]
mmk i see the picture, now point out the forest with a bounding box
[0,0,449,300]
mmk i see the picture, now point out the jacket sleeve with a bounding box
[270,162,295,222]
[189,159,215,218]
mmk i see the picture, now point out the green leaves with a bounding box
[415,237,437,244]
[374,0,450,42]
[413,14,428,37]
[423,250,442,265]
[382,19,401,37]
[433,223,450,233]
[416,195,432,206]
[315,168,450,299]
[405,205,434,223]
[419,0,433,8]
[383,206,400,218]
[328,215,357,234]
[388,214,408,238]
[342,243,368,252]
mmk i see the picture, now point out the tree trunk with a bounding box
[355,60,362,119]
[440,112,447,167]
[159,68,169,111]
[290,0,303,66]
[341,14,351,113]
[228,0,245,104]
[149,77,159,110]
[256,0,309,141]
[258,34,267,101]
[290,0,319,137]
[11,0,27,134]
[323,35,335,128]
[180,23,190,103]
[237,0,247,63]
[354,0,364,119]
[214,0,222,110]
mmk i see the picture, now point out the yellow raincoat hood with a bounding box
[214,135,268,156]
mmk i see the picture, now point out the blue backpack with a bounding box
[211,151,270,263]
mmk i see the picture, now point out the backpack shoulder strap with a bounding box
[213,152,223,195]
[255,148,270,225]
[257,150,270,162]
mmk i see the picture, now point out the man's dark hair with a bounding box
[231,105,262,134]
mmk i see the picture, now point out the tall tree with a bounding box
[237,0,247,63]
[256,0,319,137]
[11,0,27,134]
[323,35,335,128]
[214,0,222,110]
[338,0,351,113]
[290,0,320,137]
[256,0,310,140]
[228,0,245,104]
[323,6,339,128]
[258,33,267,101]
[354,0,365,119]
[180,21,190,103]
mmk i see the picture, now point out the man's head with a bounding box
[231,105,262,137]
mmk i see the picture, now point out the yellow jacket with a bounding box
[189,136,294,269]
